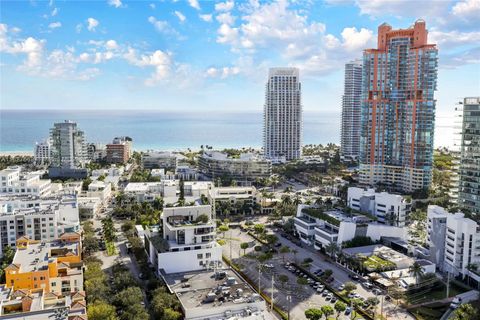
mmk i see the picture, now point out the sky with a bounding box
[0,0,479,116]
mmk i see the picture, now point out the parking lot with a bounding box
[222,223,414,320]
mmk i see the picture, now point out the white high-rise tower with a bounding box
[263,67,302,162]
[50,120,87,169]
[340,59,363,162]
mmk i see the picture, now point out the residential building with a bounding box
[294,205,406,250]
[124,180,212,204]
[86,180,111,204]
[163,269,272,320]
[77,197,101,220]
[4,233,83,296]
[106,136,132,164]
[458,97,480,214]
[209,186,259,215]
[0,285,87,319]
[426,205,480,284]
[144,205,222,274]
[86,143,106,162]
[264,67,302,162]
[0,167,51,197]
[359,20,438,192]
[33,140,51,166]
[49,121,87,169]
[198,151,271,181]
[449,102,464,203]
[0,195,80,255]
[340,59,363,162]
[347,187,411,226]
[142,151,180,170]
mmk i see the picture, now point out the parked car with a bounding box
[345,307,352,315]
[331,297,337,303]
[338,284,345,291]
[363,282,373,289]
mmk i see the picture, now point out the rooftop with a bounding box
[163,269,267,316]
[201,151,268,163]
[12,241,79,273]
[342,245,413,265]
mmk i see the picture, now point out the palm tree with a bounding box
[291,248,298,263]
[281,194,292,206]
[325,243,339,261]
[314,197,324,207]
[293,195,302,206]
[409,262,424,286]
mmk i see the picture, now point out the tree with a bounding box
[297,277,309,285]
[240,242,249,256]
[305,308,323,320]
[280,246,290,263]
[321,305,334,319]
[278,274,289,288]
[334,301,347,319]
[265,234,278,247]
[451,303,478,320]
[322,269,333,279]
[366,297,379,308]
[344,281,357,293]
[254,224,265,237]
[150,287,181,319]
[113,287,143,308]
[325,242,339,260]
[120,304,149,320]
[163,308,182,320]
[409,262,425,285]
[218,225,229,238]
[179,178,185,202]
[87,301,117,320]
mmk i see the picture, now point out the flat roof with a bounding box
[13,241,79,273]
[342,244,411,264]
[163,269,265,312]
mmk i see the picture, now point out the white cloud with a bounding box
[51,7,58,16]
[452,0,480,19]
[216,12,235,25]
[87,18,99,32]
[48,22,62,29]
[75,23,83,33]
[205,66,240,78]
[216,23,239,44]
[174,11,186,23]
[148,16,180,37]
[105,39,119,50]
[199,14,213,22]
[150,3,155,9]
[340,27,374,51]
[188,0,201,10]
[123,47,173,85]
[430,30,480,49]
[108,0,122,8]
[10,27,21,33]
[215,0,235,12]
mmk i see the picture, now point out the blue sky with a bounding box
[0,0,479,116]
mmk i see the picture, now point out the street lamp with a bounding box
[286,294,292,320]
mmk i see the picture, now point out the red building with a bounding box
[106,136,132,164]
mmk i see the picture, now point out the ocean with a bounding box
[0,110,342,152]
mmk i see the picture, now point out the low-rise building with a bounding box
[86,143,106,162]
[4,233,83,296]
[144,205,222,274]
[77,197,101,220]
[0,195,80,255]
[347,187,411,226]
[0,167,51,198]
[124,180,212,204]
[198,151,271,181]
[0,285,87,319]
[86,181,111,204]
[426,206,480,283]
[163,269,272,320]
[33,140,51,166]
[294,205,407,250]
[209,187,259,215]
[142,151,180,170]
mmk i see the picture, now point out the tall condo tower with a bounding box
[359,20,438,192]
[263,67,302,162]
[340,59,363,162]
[458,97,480,214]
[50,120,87,168]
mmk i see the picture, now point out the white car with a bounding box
[338,284,345,291]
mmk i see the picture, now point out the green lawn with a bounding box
[364,255,396,271]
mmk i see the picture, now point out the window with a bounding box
[52,282,56,287]
[206,253,211,259]
[197,254,203,259]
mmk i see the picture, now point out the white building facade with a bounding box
[263,67,302,162]
[145,205,222,274]
[347,187,411,227]
[340,60,363,162]
[34,140,51,165]
[0,167,52,197]
[49,120,87,169]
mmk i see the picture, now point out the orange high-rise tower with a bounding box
[359,20,438,192]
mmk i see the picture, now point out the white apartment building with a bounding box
[347,187,411,227]
[209,186,259,214]
[34,140,51,165]
[0,167,51,197]
[264,67,302,162]
[199,151,271,181]
[449,103,464,203]
[0,195,80,256]
[86,180,112,204]
[426,205,480,282]
[294,205,406,250]
[144,205,222,274]
[142,151,181,170]
[340,60,363,162]
[124,180,212,203]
